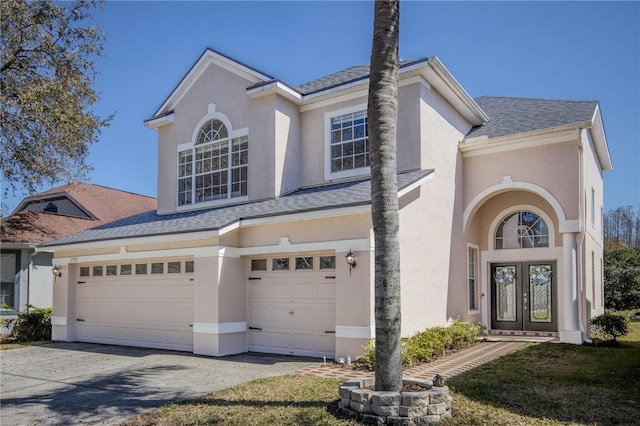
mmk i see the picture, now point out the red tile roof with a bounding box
[1,182,157,244]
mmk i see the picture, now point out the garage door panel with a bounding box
[247,256,336,358]
[75,264,193,352]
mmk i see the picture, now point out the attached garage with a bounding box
[75,259,194,352]
[247,253,337,358]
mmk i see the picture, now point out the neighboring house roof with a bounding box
[466,96,599,139]
[41,169,433,247]
[1,182,157,245]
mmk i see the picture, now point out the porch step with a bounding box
[485,330,558,343]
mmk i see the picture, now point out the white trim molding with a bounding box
[463,176,582,234]
[335,325,375,339]
[192,322,247,335]
[51,316,67,326]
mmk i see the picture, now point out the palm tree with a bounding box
[368,0,402,392]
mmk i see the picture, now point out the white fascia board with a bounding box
[424,57,489,126]
[590,105,613,171]
[461,125,586,157]
[398,172,434,197]
[41,229,221,253]
[144,112,175,130]
[152,49,271,118]
[246,81,303,103]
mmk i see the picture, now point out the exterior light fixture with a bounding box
[345,249,357,275]
[52,265,62,277]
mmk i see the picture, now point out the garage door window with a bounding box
[120,264,132,275]
[106,265,117,276]
[151,263,164,274]
[92,266,103,276]
[80,267,90,277]
[168,262,181,273]
[185,261,194,273]
[272,258,289,271]
[295,257,313,270]
[319,256,336,270]
[251,259,267,271]
[136,264,147,275]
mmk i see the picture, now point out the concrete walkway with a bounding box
[294,339,539,382]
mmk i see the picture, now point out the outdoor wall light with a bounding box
[345,249,357,275]
[52,265,62,277]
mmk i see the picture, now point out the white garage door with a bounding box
[75,260,194,352]
[248,254,336,358]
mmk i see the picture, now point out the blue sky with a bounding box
[6,1,639,213]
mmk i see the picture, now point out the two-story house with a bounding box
[42,48,611,359]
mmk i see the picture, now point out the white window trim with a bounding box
[176,107,249,209]
[467,243,480,314]
[324,103,370,181]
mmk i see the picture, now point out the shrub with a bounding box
[1,305,52,342]
[356,320,486,369]
[590,312,629,343]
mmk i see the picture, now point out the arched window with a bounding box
[495,211,549,249]
[196,119,228,144]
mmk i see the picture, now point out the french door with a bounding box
[491,262,556,332]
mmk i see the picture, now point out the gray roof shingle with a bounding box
[42,169,433,247]
[466,96,598,139]
[295,58,427,96]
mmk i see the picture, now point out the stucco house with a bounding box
[42,48,611,359]
[1,183,156,330]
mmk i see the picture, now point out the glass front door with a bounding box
[491,262,556,332]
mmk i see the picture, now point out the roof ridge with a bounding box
[475,95,598,104]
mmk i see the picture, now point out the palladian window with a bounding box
[495,211,549,249]
[178,119,248,206]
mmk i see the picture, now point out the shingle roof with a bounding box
[295,59,427,96]
[466,96,598,139]
[1,183,157,244]
[41,169,433,247]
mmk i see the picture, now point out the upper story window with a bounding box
[325,104,370,180]
[178,117,248,207]
[495,211,549,249]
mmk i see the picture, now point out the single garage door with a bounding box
[248,254,336,358]
[75,259,194,352]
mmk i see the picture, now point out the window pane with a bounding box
[295,257,313,270]
[135,264,147,275]
[120,264,132,275]
[495,211,549,249]
[185,261,194,273]
[92,266,103,276]
[151,263,164,274]
[251,259,267,271]
[168,262,181,273]
[79,266,90,277]
[106,265,117,276]
[319,256,336,270]
[272,258,289,271]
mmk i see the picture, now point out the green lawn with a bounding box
[121,321,640,425]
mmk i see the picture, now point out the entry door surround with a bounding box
[490,261,557,332]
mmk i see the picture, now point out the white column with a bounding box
[560,232,582,344]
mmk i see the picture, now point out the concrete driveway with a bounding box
[1,342,319,425]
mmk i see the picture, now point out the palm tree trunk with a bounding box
[368,0,402,392]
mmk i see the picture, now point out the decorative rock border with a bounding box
[338,377,452,425]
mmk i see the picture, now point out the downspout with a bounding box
[576,129,591,344]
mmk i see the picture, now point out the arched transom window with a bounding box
[495,211,549,249]
[178,118,248,206]
[196,119,228,144]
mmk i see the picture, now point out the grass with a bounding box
[444,320,640,425]
[120,321,640,425]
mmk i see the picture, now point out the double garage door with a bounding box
[247,254,337,358]
[75,259,194,352]
[74,254,336,358]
